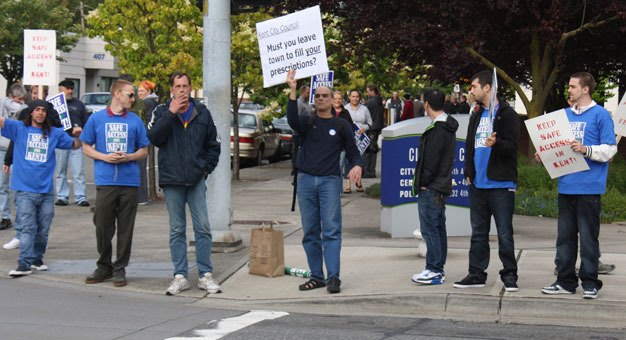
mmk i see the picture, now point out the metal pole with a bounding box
[203,0,243,252]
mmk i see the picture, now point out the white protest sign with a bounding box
[47,93,72,131]
[256,5,329,88]
[612,92,626,137]
[525,109,589,179]
[352,124,370,155]
[23,30,56,85]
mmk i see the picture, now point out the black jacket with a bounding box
[333,106,354,127]
[148,99,220,187]
[464,98,519,183]
[413,115,459,195]
[365,95,384,132]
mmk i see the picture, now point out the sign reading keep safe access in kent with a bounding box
[23,30,56,85]
[256,5,329,88]
[525,109,589,179]
[612,92,626,137]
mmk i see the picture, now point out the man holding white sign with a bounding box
[541,72,617,300]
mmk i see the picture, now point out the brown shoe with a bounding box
[112,270,127,287]
[85,269,113,284]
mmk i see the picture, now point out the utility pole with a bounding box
[202,0,243,252]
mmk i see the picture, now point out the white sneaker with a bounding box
[198,272,221,294]
[166,274,190,296]
[3,238,19,250]
[411,269,431,283]
[31,262,49,271]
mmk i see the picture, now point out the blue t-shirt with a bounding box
[473,107,516,189]
[80,109,150,187]
[558,105,616,195]
[1,120,74,193]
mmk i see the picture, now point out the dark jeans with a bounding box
[363,131,379,177]
[555,194,602,292]
[93,186,138,272]
[417,189,447,273]
[137,158,148,203]
[468,185,517,282]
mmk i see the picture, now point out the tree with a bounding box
[230,10,273,180]
[282,1,626,119]
[86,0,203,199]
[0,0,80,88]
[86,0,203,101]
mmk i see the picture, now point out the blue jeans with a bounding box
[0,148,11,219]
[297,172,342,282]
[55,148,87,202]
[15,191,54,268]
[163,180,213,277]
[417,189,447,273]
[555,194,602,292]
[468,185,518,281]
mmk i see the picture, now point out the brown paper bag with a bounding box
[248,226,284,277]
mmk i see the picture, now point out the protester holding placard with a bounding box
[541,72,617,300]
[1,100,80,277]
[344,89,371,193]
[286,69,362,294]
[454,70,520,292]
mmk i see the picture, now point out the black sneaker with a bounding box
[453,273,486,288]
[31,261,49,271]
[541,283,575,295]
[503,277,519,292]
[0,219,12,230]
[85,268,113,284]
[76,200,90,207]
[583,288,598,299]
[55,199,68,206]
[112,270,127,287]
[9,266,32,277]
[327,277,341,294]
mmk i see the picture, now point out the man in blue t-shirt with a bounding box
[454,70,520,292]
[541,72,617,300]
[1,100,79,277]
[81,79,149,288]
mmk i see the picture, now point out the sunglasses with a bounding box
[314,93,330,99]
[119,91,135,99]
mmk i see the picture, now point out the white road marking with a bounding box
[166,310,289,340]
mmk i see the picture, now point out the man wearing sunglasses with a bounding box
[286,69,363,294]
[81,79,149,288]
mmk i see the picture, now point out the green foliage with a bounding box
[86,0,203,100]
[0,0,81,85]
[515,153,626,223]
[591,78,618,106]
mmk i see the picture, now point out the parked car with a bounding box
[230,109,281,165]
[271,116,293,157]
[80,92,111,114]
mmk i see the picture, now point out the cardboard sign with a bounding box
[308,71,334,105]
[613,92,626,137]
[525,109,589,179]
[23,30,56,85]
[47,93,72,130]
[256,6,329,88]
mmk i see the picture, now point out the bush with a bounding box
[515,153,626,223]
[365,182,381,198]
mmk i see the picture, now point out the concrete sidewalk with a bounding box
[1,159,625,328]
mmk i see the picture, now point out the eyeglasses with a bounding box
[314,93,330,99]
[119,91,135,99]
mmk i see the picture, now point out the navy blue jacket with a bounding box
[148,99,220,187]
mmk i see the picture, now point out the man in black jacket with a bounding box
[454,70,520,292]
[410,89,458,285]
[148,72,221,296]
[363,84,384,178]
